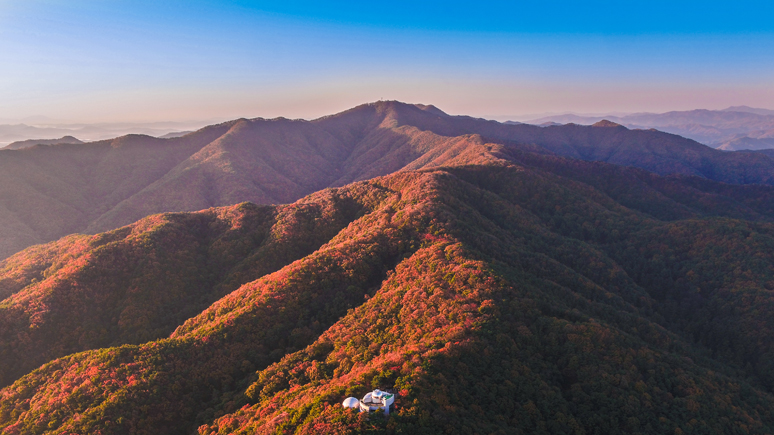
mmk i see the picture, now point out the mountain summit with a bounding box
[591,119,625,128]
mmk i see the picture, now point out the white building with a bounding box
[342,389,395,415]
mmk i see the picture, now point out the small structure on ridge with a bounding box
[341,389,395,415]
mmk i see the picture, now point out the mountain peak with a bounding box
[413,103,448,116]
[349,100,448,115]
[592,119,625,128]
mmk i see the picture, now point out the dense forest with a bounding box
[2,148,774,433]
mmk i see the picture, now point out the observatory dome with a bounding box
[342,397,360,408]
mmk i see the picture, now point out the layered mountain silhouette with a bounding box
[528,107,774,147]
[2,135,83,150]
[717,136,774,151]
[723,106,774,116]
[1,101,773,260]
[0,121,213,149]
[2,152,774,433]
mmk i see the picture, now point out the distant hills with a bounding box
[0,101,773,260]
[0,121,214,148]
[158,130,193,139]
[2,135,83,150]
[526,106,774,149]
[723,105,774,116]
[717,135,774,151]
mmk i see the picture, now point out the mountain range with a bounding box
[525,106,774,150]
[1,101,773,260]
[2,136,83,150]
[1,101,774,433]
[0,121,215,149]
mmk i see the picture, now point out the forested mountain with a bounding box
[0,189,380,388]
[753,149,774,159]
[2,144,774,433]
[1,101,773,261]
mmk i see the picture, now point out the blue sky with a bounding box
[0,0,772,122]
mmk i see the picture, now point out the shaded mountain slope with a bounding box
[499,149,774,222]
[86,113,498,233]
[2,163,774,434]
[0,122,237,259]
[753,149,774,159]
[2,101,773,261]
[84,118,351,232]
[325,102,774,184]
[0,104,496,259]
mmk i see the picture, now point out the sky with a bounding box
[0,0,773,123]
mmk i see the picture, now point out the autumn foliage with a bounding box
[0,128,774,433]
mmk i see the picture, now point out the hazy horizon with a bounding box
[2,103,773,128]
[1,1,773,123]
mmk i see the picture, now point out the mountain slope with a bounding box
[86,108,499,233]
[1,101,773,264]
[753,149,774,159]
[333,104,774,184]
[0,123,236,259]
[3,149,773,389]
[2,160,774,434]
[0,186,384,388]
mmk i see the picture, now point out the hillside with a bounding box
[753,149,774,159]
[0,122,238,259]
[2,101,773,262]
[0,187,382,388]
[2,156,774,433]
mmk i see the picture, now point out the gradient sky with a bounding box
[0,0,773,122]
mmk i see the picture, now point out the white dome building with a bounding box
[342,397,360,409]
[359,389,395,415]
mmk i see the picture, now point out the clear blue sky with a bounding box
[0,0,772,122]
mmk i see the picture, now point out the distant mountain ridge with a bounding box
[0,100,773,261]
[717,136,774,151]
[158,131,192,139]
[526,106,774,148]
[0,121,214,148]
[723,105,774,116]
[2,135,83,150]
